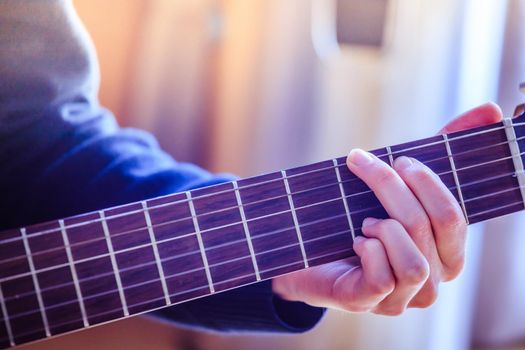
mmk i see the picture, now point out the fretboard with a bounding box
[1,114,524,348]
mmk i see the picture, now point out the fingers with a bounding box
[275,104,497,316]
[271,259,359,309]
[394,157,467,280]
[361,218,429,315]
[439,102,502,134]
[346,149,439,262]
[346,149,448,312]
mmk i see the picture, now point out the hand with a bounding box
[272,103,503,315]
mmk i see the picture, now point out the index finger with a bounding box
[345,149,440,271]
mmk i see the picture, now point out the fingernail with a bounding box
[362,217,380,228]
[348,149,373,167]
[394,156,413,170]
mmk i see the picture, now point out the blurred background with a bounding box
[30,0,525,349]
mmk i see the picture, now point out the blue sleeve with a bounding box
[0,0,324,333]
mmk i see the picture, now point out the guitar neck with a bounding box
[1,115,524,348]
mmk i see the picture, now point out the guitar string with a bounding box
[2,121,523,245]
[1,129,521,340]
[1,127,523,263]
[0,126,523,285]
[1,226,356,321]
[0,144,522,273]
[3,191,525,329]
[1,170,524,322]
[0,137,514,281]
[0,246,357,342]
[0,120,520,342]
[4,177,524,321]
[1,187,523,342]
[3,166,522,302]
[1,196,524,340]
[0,165,515,305]
[3,216,356,302]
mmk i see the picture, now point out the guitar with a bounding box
[0,106,524,349]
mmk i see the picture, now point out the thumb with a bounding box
[438,102,503,134]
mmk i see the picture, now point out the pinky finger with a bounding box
[333,237,395,312]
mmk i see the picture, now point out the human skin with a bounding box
[272,103,503,315]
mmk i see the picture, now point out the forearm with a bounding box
[0,0,324,333]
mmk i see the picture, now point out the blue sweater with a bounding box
[0,0,323,333]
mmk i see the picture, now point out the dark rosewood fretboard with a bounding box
[0,113,524,348]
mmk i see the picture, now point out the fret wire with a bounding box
[2,134,524,280]
[232,181,261,281]
[0,226,354,324]
[3,130,525,255]
[6,183,525,327]
[10,185,518,325]
[4,180,525,324]
[5,144,519,270]
[99,211,129,316]
[0,238,354,333]
[443,134,470,224]
[0,284,15,346]
[386,146,395,166]
[3,143,524,288]
[141,202,171,305]
[503,118,525,204]
[282,170,309,268]
[186,192,215,293]
[8,182,525,332]
[333,159,356,240]
[13,245,356,342]
[27,160,520,295]
[6,123,523,245]
[3,212,353,301]
[6,168,525,294]
[59,219,89,328]
[5,141,520,265]
[2,124,525,346]
[2,154,524,285]
[20,227,51,337]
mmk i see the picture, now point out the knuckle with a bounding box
[400,260,430,285]
[368,276,395,296]
[438,203,466,232]
[407,213,431,237]
[410,165,433,183]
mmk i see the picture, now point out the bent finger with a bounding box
[394,157,467,280]
[332,237,395,312]
[363,218,429,315]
